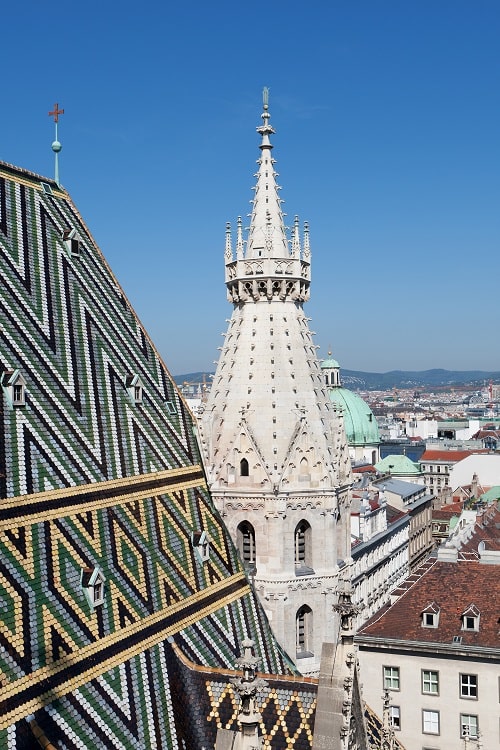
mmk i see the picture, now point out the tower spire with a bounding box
[224,90,311,305]
[48,102,64,186]
[201,92,353,669]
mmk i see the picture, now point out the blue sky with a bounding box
[2,1,499,375]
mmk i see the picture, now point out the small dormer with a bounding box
[125,374,144,405]
[461,604,480,631]
[80,566,106,610]
[2,370,26,408]
[421,601,440,628]
[191,530,210,563]
[62,228,81,258]
[164,400,177,416]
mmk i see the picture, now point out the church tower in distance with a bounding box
[198,91,352,672]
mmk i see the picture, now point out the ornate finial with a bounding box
[291,215,301,257]
[381,689,396,750]
[48,103,64,185]
[263,86,269,110]
[257,87,275,143]
[236,216,245,259]
[230,639,268,746]
[225,222,233,261]
[303,220,310,258]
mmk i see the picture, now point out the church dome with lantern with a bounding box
[321,355,380,465]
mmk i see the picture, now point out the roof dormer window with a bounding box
[191,530,210,563]
[80,566,106,610]
[165,400,177,416]
[461,604,480,631]
[2,370,26,408]
[62,228,81,258]
[125,374,143,405]
[421,602,440,628]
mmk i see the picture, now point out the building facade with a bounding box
[356,547,500,750]
[350,491,410,629]
[371,477,433,570]
[198,94,352,672]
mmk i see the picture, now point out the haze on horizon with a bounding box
[2,1,499,376]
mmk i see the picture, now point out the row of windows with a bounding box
[420,602,480,631]
[236,520,313,569]
[384,667,478,699]
[422,465,450,473]
[389,707,479,738]
[428,476,449,487]
[239,456,311,477]
[1,370,177,413]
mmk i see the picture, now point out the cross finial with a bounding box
[48,103,64,123]
[48,103,64,185]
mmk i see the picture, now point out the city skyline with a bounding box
[2,1,499,375]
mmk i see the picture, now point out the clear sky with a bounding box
[2,1,499,375]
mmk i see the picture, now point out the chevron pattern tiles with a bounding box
[0,162,301,749]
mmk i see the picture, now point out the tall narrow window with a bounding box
[237,521,256,572]
[389,706,401,730]
[294,520,313,574]
[240,457,249,477]
[12,382,25,406]
[296,605,313,656]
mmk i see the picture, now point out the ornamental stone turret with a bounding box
[198,91,352,672]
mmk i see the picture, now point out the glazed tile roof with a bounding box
[0,161,296,748]
[357,557,500,650]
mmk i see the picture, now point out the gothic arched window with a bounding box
[237,521,256,572]
[240,457,249,477]
[294,520,313,573]
[296,605,313,656]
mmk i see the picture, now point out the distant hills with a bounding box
[174,369,500,391]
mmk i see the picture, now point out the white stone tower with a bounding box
[198,90,352,672]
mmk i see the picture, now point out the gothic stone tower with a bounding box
[199,93,352,672]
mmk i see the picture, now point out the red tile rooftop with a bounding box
[420,449,489,461]
[433,501,463,515]
[459,504,500,554]
[357,557,500,649]
[432,507,461,519]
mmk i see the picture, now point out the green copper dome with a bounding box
[321,356,379,447]
[328,388,380,446]
[321,356,339,369]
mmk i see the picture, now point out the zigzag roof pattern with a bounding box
[0,160,306,748]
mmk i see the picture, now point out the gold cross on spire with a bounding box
[48,103,64,123]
